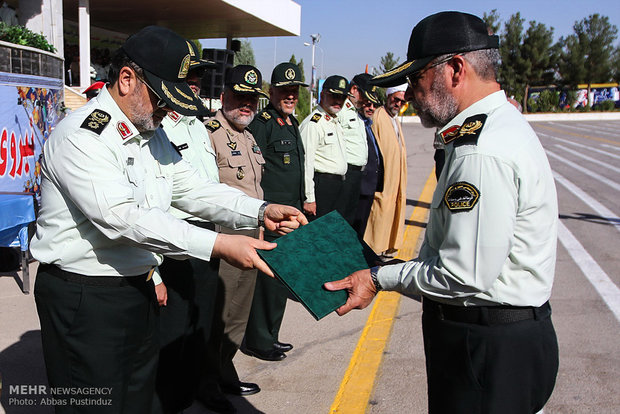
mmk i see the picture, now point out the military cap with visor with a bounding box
[351,73,380,105]
[271,62,308,87]
[322,75,348,95]
[120,25,208,116]
[225,65,268,97]
[187,40,216,72]
[371,11,499,87]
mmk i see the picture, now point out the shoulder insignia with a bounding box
[259,111,272,122]
[80,110,111,135]
[444,181,480,212]
[454,114,487,147]
[311,113,322,123]
[205,119,221,132]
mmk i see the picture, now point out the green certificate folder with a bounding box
[258,211,379,320]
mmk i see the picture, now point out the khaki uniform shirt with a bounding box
[206,110,264,200]
[338,98,368,167]
[299,106,347,203]
[377,91,558,307]
[30,87,263,276]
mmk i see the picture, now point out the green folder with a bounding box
[258,211,379,320]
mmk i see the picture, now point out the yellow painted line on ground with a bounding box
[329,169,436,414]
[536,123,620,146]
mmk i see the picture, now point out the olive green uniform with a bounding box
[245,103,305,351]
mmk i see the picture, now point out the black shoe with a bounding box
[197,393,236,414]
[240,346,287,361]
[221,381,261,396]
[273,341,293,352]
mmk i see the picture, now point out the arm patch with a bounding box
[80,110,111,135]
[444,181,480,212]
[205,119,221,132]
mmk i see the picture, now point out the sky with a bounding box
[200,0,620,83]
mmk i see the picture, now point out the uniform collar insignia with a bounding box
[168,111,182,125]
[117,121,134,140]
[277,118,285,126]
[441,124,461,144]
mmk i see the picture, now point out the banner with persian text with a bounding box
[0,72,64,194]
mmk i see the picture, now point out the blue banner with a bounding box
[0,72,64,194]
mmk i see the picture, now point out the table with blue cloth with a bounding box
[0,193,36,293]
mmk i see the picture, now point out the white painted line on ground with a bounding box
[546,149,620,192]
[538,132,620,161]
[558,221,620,324]
[554,145,620,174]
[553,171,620,234]
[548,121,618,136]
[601,143,620,152]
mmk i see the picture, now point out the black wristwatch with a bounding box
[257,202,269,228]
[370,266,382,292]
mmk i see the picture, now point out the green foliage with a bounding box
[528,90,560,112]
[613,46,620,83]
[596,100,616,111]
[0,22,56,53]
[233,39,256,66]
[372,52,402,104]
[483,9,501,35]
[289,54,310,121]
[499,13,527,101]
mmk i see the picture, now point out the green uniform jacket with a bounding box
[249,103,305,210]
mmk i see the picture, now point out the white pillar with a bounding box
[18,0,64,57]
[78,0,91,90]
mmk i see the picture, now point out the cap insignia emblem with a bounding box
[187,41,195,56]
[178,54,190,79]
[245,70,258,85]
[339,79,346,88]
[285,68,296,80]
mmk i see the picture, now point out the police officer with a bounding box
[31,26,306,414]
[200,65,267,413]
[243,62,307,362]
[299,75,348,218]
[326,12,559,414]
[337,74,368,225]
[153,42,220,414]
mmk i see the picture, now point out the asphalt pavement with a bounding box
[1,115,619,414]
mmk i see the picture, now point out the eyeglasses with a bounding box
[406,54,457,89]
[135,74,167,108]
[362,101,378,108]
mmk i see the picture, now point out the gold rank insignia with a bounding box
[227,141,237,150]
[311,113,322,123]
[261,112,272,121]
[454,114,487,147]
[285,68,296,80]
[80,110,111,135]
[178,54,190,79]
[236,167,245,180]
[206,119,221,132]
[444,182,480,212]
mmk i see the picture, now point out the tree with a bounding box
[613,46,620,84]
[558,14,618,106]
[372,52,401,103]
[289,54,311,120]
[520,21,556,111]
[233,39,256,66]
[483,9,501,35]
[499,13,528,105]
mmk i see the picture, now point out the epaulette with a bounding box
[80,110,111,135]
[453,114,487,147]
[258,111,272,123]
[205,119,221,132]
[311,113,322,123]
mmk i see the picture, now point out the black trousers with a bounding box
[314,172,346,219]
[35,267,158,414]
[353,193,374,237]
[341,165,363,225]
[153,255,219,413]
[422,299,559,414]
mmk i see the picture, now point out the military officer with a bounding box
[299,75,348,218]
[31,26,306,414]
[153,42,220,414]
[200,65,267,413]
[337,74,368,225]
[243,62,307,362]
[326,12,559,414]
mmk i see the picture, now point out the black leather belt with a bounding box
[39,264,153,287]
[423,297,551,326]
[347,164,363,171]
[315,172,346,181]
[185,219,216,231]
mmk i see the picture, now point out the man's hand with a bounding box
[324,269,378,316]
[264,204,308,235]
[155,282,168,306]
[212,233,277,277]
[303,202,316,216]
